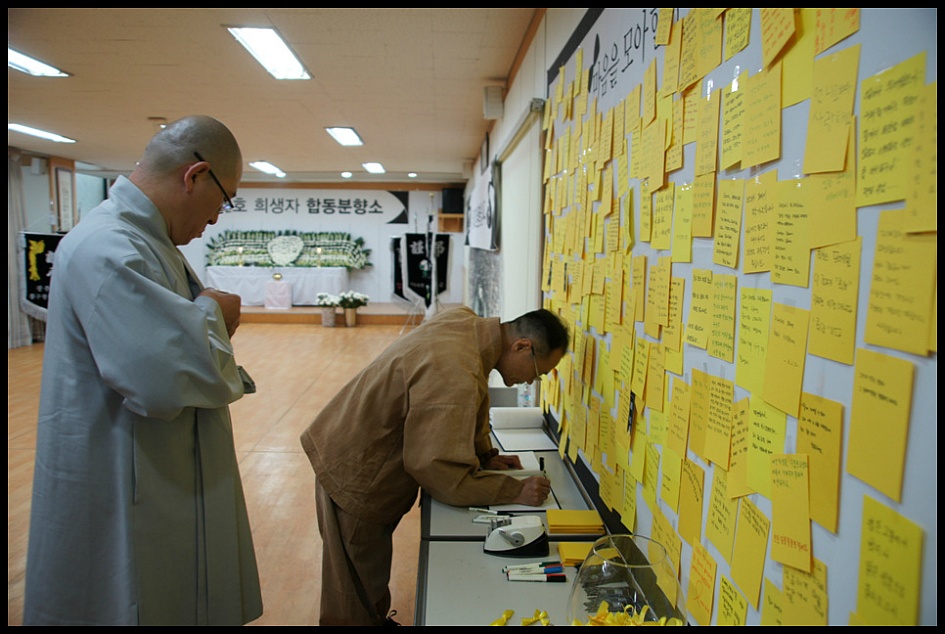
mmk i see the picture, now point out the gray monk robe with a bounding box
[24,176,262,625]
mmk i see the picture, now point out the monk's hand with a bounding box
[513,476,551,506]
[483,454,523,470]
[200,288,242,337]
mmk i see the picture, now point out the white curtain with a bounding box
[8,151,33,349]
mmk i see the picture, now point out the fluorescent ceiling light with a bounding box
[362,162,386,174]
[8,123,76,143]
[326,127,363,146]
[249,160,286,178]
[227,27,310,80]
[341,171,353,179]
[8,48,69,77]
[408,172,418,178]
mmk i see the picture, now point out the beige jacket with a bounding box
[300,307,525,524]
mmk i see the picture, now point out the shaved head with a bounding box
[138,115,242,181]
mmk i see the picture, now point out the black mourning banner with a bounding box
[392,233,449,307]
[20,232,64,321]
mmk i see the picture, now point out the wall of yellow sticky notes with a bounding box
[538,7,935,626]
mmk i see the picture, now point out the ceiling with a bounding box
[8,8,542,185]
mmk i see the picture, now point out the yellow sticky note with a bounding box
[684,269,713,348]
[727,397,754,499]
[705,468,738,564]
[770,454,812,572]
[736,287,772,395]
[809,237,861,365]
[797,393,844,533]
[783,558,828,625]
[678,458,705,547]
[763,303,810,417]
[760,8,795,69]
[772,179,812,288]
[717,576,749,625]
[704,375,734,469]
[659,445,682,513]
[708,273,737,363]
[731,497,769,610]
[856,52,925,207]
[804,43,860,173]
[747,394,786,499]
[857,495,924,625]
[695,88,721,176]
[846,348,915,503]
[714,178,744,269]
[864,210,937,356]
[686,541,717,626]
[742,62,782,169]
[743,174,776,273]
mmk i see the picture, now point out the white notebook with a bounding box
[490,407,557,451]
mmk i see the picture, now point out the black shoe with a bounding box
[385,610,401,626]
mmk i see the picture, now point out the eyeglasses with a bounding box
[194,151,234,212]
[530,344,543,382]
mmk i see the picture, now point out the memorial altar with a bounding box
[202,230,368,306]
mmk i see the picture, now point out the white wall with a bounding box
[464,9,586,321]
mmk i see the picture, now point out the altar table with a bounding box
[205,266,349,306]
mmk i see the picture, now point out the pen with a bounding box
[508,566,564,575]
[503,561,562,573]
[539,456,547,479]
[469,507,498,515]
[507,572,567,582]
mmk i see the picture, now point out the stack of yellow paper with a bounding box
[557,541,594,567]
[546,509,605,535]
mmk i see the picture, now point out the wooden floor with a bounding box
[7,316,430,625]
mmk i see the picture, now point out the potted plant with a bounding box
[315,292,339,327]
[338,291,370,327]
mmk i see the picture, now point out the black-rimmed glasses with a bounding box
[530,345,543,382]
[194,151,234,212]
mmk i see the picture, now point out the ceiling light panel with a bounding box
[8,123,76,143]
[227,27,310,80]
[249,161,286,177]
[326,127,363,146]
[8,48,69,77]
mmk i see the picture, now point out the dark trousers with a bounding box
[315,480,398,625]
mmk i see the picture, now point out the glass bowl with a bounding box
[566,534,688,626]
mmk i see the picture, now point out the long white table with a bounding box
[205,266,349,306]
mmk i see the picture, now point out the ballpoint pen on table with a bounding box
[503,562,563,574]
[506,572,567,582]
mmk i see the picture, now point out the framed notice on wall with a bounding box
[55,167,74,232]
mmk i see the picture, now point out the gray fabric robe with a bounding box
[23,176,263,625]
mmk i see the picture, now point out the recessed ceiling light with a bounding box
[227,27,310,80]
[362,162,385,174]
[249,160,286,177]
[8,123,76,143]
[326,127,363,146]
[408,172,418,178]
[8,48,69,77]
[341,171,353,179]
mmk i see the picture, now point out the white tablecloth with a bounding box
[205,266,349,306]
[264,281,293,309]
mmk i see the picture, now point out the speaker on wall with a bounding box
[483,85,504,120]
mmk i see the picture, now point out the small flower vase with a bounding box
[321,307,336,327]
[344,307,358,327]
